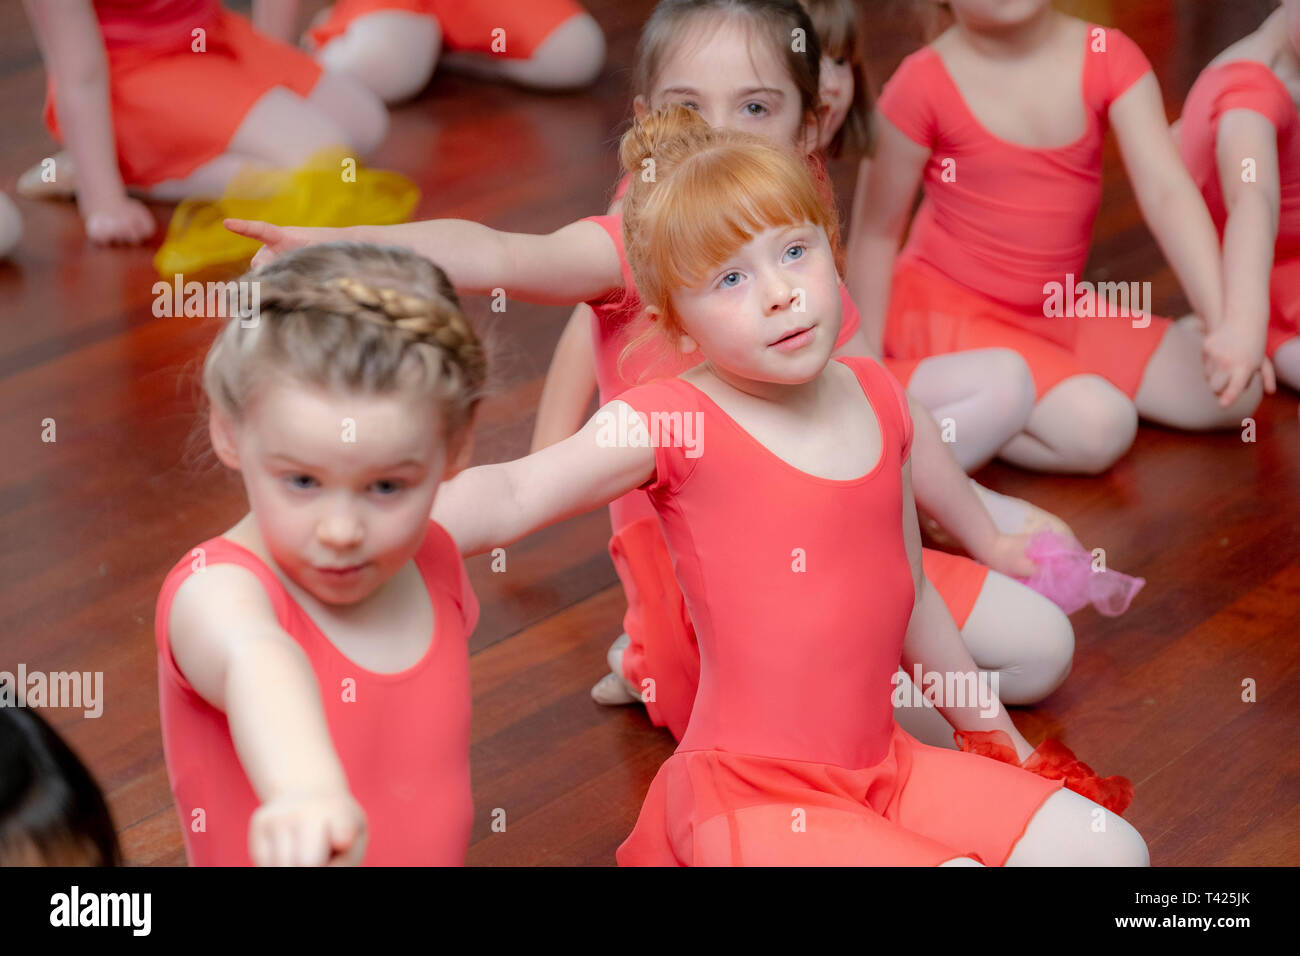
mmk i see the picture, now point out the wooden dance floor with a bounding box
[0,0,1295,865]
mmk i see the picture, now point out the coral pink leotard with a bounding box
[614,356,1062,865]
[1178,58,1300,355]
[154,521,478,866]
[876,25,1174,399]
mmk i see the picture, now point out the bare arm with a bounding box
[896,459,1035,760]
[844,127,928,355]
[169,565,366,865]
[434,399,657,556]
[1212,108,1282,397]
[226,217,624,305]
[531,304,599,452]
[1110,75,1225,325]
[23,0,155,243]
[906,398,1036,578]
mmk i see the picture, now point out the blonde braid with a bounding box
[329,277,487,395]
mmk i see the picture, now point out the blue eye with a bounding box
[371,480,404,496]
[784,244,806,262]
[286,474,317,490]
[720,271,742,288]
[679,100,700,111]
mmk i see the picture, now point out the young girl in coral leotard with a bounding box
[1178,0,1300,392]
[21,0,386,245]
[431,106,1148,865]
[224,0,1083,766]
[851,0,1267,475]
[155,242,485,865]
[525,0,1074,743]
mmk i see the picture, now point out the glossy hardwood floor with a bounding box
[0,0,1295,866]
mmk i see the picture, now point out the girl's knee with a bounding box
[1015,790,1149,866]
[1042,377,1137,473]
[1000,602,1074,705]
[519,13,606,88]
[985,349,1037,424]
[319,12,441,103]
[1095,814,1150,867]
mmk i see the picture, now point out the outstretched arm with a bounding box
[225,216,625,305]
[434,399,656,556]
[897,459,1036,761]
[169,565,367,865]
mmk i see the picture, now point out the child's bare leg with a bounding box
[1005,789,1149,866]
[1135,316,1263,428]
[999,375,1138,474]
[906,348,1036,472]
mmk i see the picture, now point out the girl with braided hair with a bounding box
[154,241,487,866]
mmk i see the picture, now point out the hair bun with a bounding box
[618,104,711,179]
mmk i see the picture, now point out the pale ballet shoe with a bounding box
[591,633,640,705]
[18,153,77,200]
[590,671,640,705]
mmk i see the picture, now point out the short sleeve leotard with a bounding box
[614,356,1062,866]
[153,520,478,865]
[876,25,1175,399]
[1178,58,1300,355]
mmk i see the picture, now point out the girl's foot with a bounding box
[590,633,640,705]
[18,152,77,200]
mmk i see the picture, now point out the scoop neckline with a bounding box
[210,531,444,683]
[924,25,1097,154]
[670,358,888,487]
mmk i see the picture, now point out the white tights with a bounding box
[892,570,1075,748]
[142,73,388,201]
[1001,317,1264,474]
[906,348,1036,472]
[315,10,606,104]
[942,788,1150,866]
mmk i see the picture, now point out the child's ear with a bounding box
[208,408,241,470]
[633,95,649,119]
